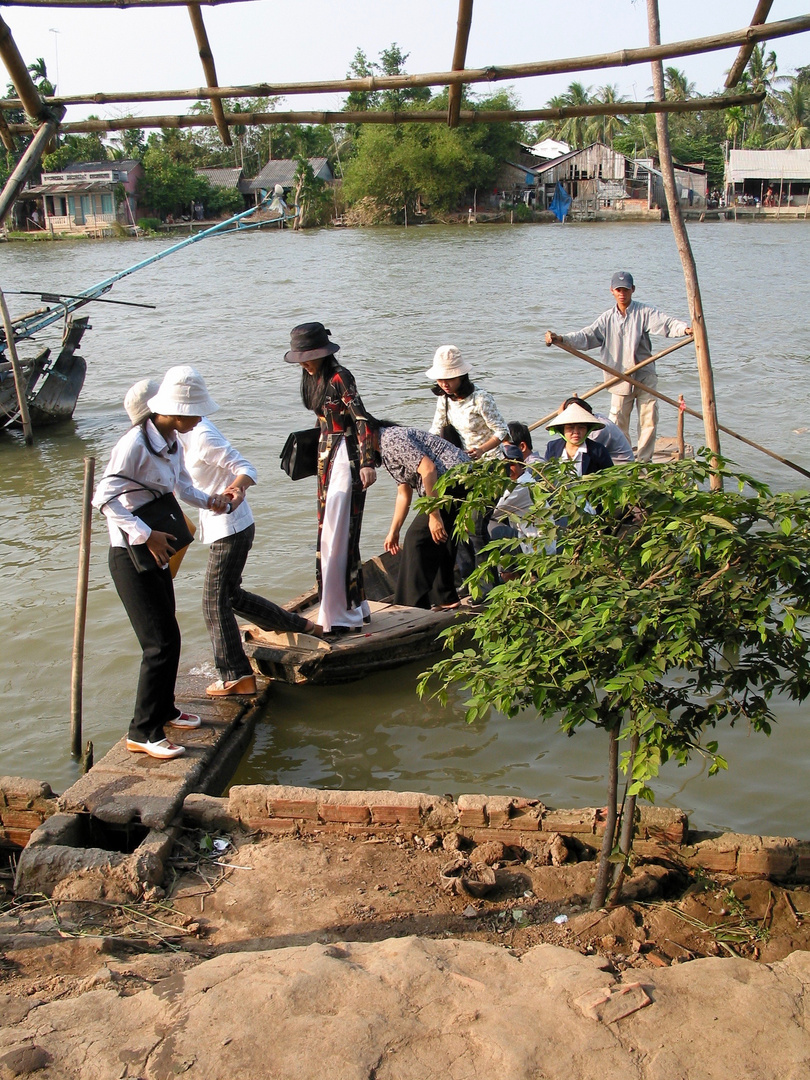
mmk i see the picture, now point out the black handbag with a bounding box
[101,476,195,573]
[280,427,319,481]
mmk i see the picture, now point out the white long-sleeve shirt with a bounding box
[178,418,257,544]
[561,300,690,396]
[429,388,509,458]
[93,420,210,548]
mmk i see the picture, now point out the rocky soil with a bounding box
[2,827,810,1078]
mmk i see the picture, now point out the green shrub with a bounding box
[137,217,162,232]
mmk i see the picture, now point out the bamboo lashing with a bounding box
[0,118,63,226]
[527,337,693,433]
[0,287,33,444]
[551,338,810,482]
[0,12,60,122]
[647,0,721,491]
[448,0,474,128]
[1,11,807,108]
[6,91,765,136]
[0,107,15,152]
[186,2,231,146]
[725,0,775,88]
[71,456,94,759]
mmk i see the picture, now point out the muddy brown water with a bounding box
[1,221,808,836]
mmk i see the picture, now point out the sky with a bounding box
[2,0,808,129]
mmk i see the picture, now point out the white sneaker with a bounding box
[126,737,186,760]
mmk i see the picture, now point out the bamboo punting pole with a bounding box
[0,118,62,225]
[186,2,231,146]
[71,457,94,759]
[647,0,722,491]
[448,0,474,128]
[529,337,693,433]
[725,0,775,88]
[0,286,33,444]
[6,91,765,136]
[677,395,686,460]
[553,338,810,482]
[4,13,807,110]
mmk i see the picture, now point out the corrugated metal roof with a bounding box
[24,180,114,195]
[726,149,810,182]
[247,157,332,192]
[195,167,244,189]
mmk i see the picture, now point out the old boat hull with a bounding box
[242,551,474,685]
[1,316,89,428]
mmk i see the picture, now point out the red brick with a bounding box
[543,810,596,835]
[795,855,810,882]
[737,850,794,877]
[370,805,421,826]
[319,805,371,825]
[243,818,298,834]
[0,809,46,830]
[690,848,738,873]
[457,795,487,827]
[0,827,31,848]
[464,827,547,849]
[486,797,514,828]
[267,799,319,821]
[632,840,673,860]
[506,810,541,832]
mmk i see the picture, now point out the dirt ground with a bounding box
[3,824,810,1008]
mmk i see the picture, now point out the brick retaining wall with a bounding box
[0,777,57,850]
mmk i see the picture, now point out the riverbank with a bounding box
[3,818,810,1077]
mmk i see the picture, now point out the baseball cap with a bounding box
[611,271,634,290]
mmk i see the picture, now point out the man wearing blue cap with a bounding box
[545,272,692,461]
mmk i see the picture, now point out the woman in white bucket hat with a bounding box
[426,345,509,461]
[93,366,228,761]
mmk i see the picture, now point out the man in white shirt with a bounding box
[545,271,691,461]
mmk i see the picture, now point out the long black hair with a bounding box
[431,373,474,400]
[301,355,340,413]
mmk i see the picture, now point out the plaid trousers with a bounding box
[203,524,309,682]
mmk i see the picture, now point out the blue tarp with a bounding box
[549,182,572,223]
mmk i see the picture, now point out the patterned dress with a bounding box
[313,365,376,615]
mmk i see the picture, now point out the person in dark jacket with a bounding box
[544,400,613,474]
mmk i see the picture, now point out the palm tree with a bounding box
[768,77,810,148]
[556,82,594,148]
[663,67,695,101]
[593,84,628,145]
[744,44,778,145]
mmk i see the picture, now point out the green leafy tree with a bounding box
[42,128,108,171]
[418,455,810,909]
[592,84,628,145]
[544,82,595,148]
[139,140,209,217]
[768,76,810,148]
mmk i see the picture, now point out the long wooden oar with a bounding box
[552,338,810,482]
[528,336,692,433]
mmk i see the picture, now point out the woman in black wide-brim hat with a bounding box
[284,322,377,634]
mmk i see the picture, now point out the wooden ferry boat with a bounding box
[242,550,476,685]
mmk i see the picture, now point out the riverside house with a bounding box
[25,159,143,235]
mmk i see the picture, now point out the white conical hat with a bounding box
[546,401,605,433]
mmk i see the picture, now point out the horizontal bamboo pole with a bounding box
[527,337,692,433]
[2,0,249,6]
[6,91,764,135]
[553,338,810,482]
[725,0,775,88]
[0,118,62,226]
[3,13,807,110]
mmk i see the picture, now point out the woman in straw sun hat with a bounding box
[544,399,614,475]
[93,366,228,761]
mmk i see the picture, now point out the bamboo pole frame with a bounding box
[186,2,231,146]
[0,12,58,122]
[2,0,249,5]
[553,338,810,482]
[3,15,807,112]
[0,117,63,225]
[725,0,775,88]
[448,0,474,128]
[4,91,765,136]
[71,456,94,759]
[647,0,721,490]
[0,107,15,152]
[0,287,34,445]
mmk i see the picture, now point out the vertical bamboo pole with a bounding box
[447,0,474,128]
[646,0,721,489]
[677,394,686,459]
[186,3,231,146]
[0,286,33,444]
[0,118,61,227]
[71,456,94,759]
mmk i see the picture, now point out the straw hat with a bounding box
[425,345,470,381]
[124,378,159,425]
[148,366,219,417]
[284,322,340,364]
[546,401,605,435]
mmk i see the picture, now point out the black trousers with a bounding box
[109,546,181,744]
[394,502,459,609]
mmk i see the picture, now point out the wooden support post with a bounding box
[71,456,94,759]
[447,0,473,128]
[0,118,62,227]
[677,395,686,459]
[186,2,231,146]
[647,0,722,489]
[0,106,15,151]
[0,286,33,444]
[725,0,775,88]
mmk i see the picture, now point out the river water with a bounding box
[1,221,809,836]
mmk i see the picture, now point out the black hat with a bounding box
[284,322,340,364]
